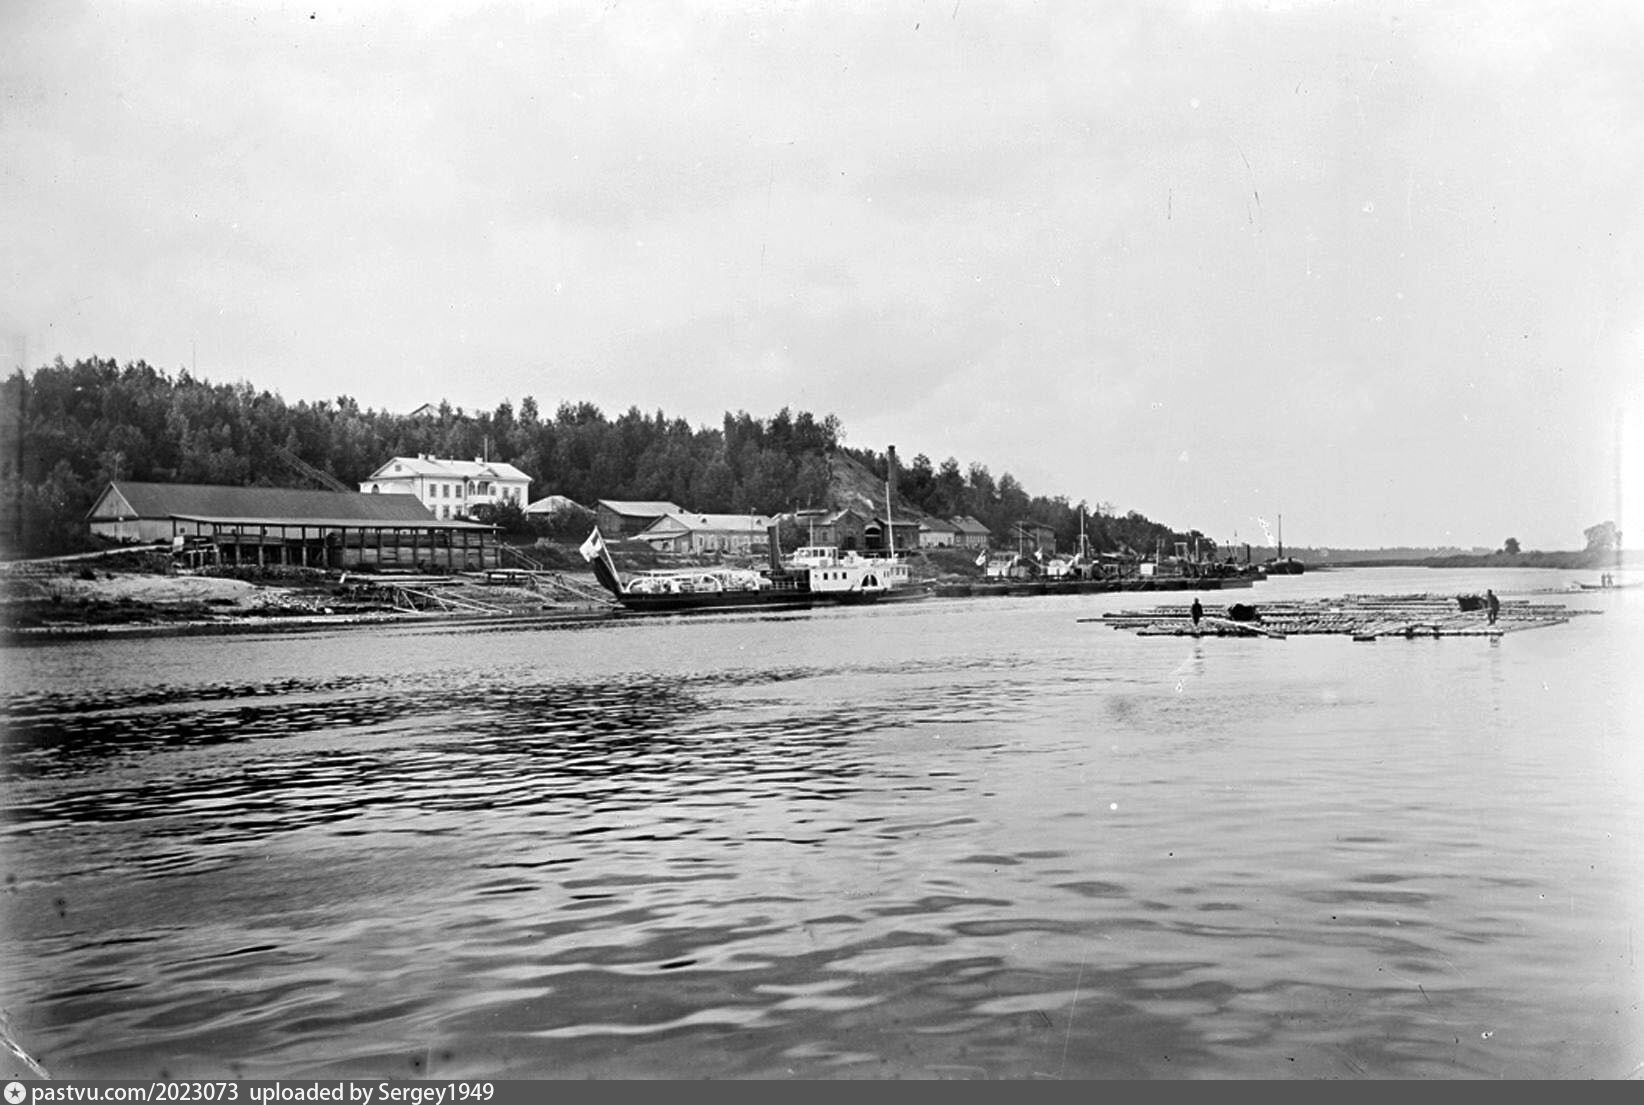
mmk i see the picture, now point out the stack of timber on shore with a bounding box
[1092,593,1597,640]
[338,570,617,616]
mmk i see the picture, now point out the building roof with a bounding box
[643,512,774,535]
[88,482,489,529]
[951,515,991,536]
[597,500,684,517]
[524,495,584,515]
[919,519,959,534]
[364,455,531,483]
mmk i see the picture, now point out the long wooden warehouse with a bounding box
[86,481,501,571]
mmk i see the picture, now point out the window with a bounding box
[443,484,451,498]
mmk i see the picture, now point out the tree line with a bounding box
[0,356,1206,560]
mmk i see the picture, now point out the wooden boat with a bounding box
[1574,574,1635,591]
[1265,513,1305,573]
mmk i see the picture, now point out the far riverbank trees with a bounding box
[2,357,1199,560]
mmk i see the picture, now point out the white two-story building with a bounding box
[360,455,531,520]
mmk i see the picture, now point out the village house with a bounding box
[86,481,500,571]
[949,516,991,550]
[634,513,775,555]
[791,506,918,555]
[868,512,922,554]
[918,519,959,549]
[594,500,684,538]
[359,455,531,520]
[796,507,870,552]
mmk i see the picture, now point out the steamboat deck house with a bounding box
[87,482,501,571]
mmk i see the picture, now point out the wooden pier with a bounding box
[1088,593,1598,640]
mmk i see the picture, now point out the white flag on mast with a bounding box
[579,528,605,563]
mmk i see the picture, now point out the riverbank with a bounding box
[4,548,1628,645]
[1,541,967,644]
[0,558,617,644]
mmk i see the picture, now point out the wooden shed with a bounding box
[594,500,684,538]
[86,481,500,571]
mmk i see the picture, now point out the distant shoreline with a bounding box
[1317,551,1635,570]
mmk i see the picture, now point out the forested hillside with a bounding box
[0,357,1202,559]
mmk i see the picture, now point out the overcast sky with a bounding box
[3,0,1640,550]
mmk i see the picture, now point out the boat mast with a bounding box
[1617,410,1625,577]
[885,477,895,557]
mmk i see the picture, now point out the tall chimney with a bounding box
[886,445,898,503]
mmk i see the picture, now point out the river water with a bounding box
[2,567,1640,1080]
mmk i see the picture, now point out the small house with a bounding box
[594,500,685,538]
[635,513,775,555]
[865,513,921,555]
[918,519,958,549]
[801,507,872,553]
[950,516,991,550]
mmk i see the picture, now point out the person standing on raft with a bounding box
[1190,597,1203,630]
[1485,589,1500,625]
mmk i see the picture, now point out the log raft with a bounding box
[1089,593,1596,640]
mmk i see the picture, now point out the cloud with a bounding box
[3,0,1641,547]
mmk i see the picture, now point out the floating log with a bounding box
[1087,592,1596,640]
[1136,615,1286,639]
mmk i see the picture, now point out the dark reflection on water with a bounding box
[3,672,895,869]
[2,578,1641,1078]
